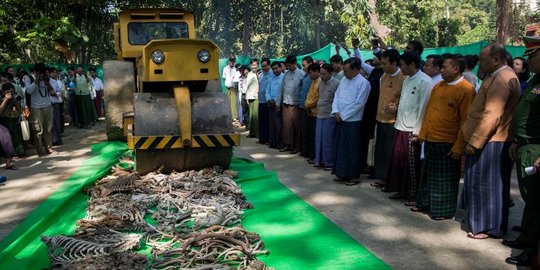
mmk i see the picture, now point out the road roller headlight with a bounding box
[198,49,210,63]
[152,50,165,64]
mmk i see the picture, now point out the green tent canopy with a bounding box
[217,41,525,92]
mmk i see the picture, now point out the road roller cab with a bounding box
[104,8,240,174]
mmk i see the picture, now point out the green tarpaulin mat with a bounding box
[231,158,389,269]
[0,142,128,269]
[0,142,388,269]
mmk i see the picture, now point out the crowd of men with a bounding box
[223,35,540,267]
[0,64,104,170]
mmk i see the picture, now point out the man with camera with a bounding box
[24,63,54,157]
[0,72,25,157]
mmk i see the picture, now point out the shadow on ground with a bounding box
[236,133,529,270]
[0,121,107,241]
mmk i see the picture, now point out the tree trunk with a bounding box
[313,0,321,50]
[495,0,509,44]
[9,26,35,63]
[242,0,252,55]
[367,0,390,38]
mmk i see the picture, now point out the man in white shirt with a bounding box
[330,55,345,81]
[385,52,433,202]
[424,55,444,85]
[331,57,371,186]
[89,68,104,118]
[48,67,63,145]
[222,56,238,121]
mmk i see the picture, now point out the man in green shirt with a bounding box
[74,66,98,128]
[504,35,540,267]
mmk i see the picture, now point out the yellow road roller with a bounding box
[104,8,240,173]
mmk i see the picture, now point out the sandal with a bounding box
[345,180,361,186]
[431,216,452,221]
[370,182,385,188]
[467,232,490,239]
[404,201,416,207]
[410,206,425,212]
[5,165,18,171]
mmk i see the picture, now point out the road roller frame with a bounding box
[105,8,240,173]
[127,87,240,151]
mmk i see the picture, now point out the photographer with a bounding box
[0,74,25,157]
[24,63,54,157]
[0,84,18,170]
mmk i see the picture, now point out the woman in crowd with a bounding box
[463,55,480,92]
[512,57,530,92]
[0,84,18,170]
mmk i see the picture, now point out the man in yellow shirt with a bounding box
[304,63,321,163]
[414,54,476,220]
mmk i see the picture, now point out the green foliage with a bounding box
[338,0,375,48]
[375,0,499,49]
[0,0,509,65]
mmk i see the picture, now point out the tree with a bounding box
[0,0,504,65]
[495,0,509,43]
[338,0,375,48]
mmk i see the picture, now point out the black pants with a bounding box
[52,103,63,145]
[241,94,250,127]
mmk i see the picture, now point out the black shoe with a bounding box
[389,193,403,200]
[505,252,531,266]
[501,239,526,249]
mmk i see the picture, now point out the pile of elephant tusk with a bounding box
[41,158,271,270]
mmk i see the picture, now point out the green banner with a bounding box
[218,41,526,92]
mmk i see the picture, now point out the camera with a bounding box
[42,74,50,82]
[1,89,21,110]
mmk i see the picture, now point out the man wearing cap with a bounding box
[222,56,238,122]
[503,35,540,266]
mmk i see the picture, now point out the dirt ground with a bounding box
[0,121,106,241]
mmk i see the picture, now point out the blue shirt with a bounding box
[265,73,284,106]
[258,71,273,103]
[331,74,371,122]
[280,68,305,105]
[299,74,312,109]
